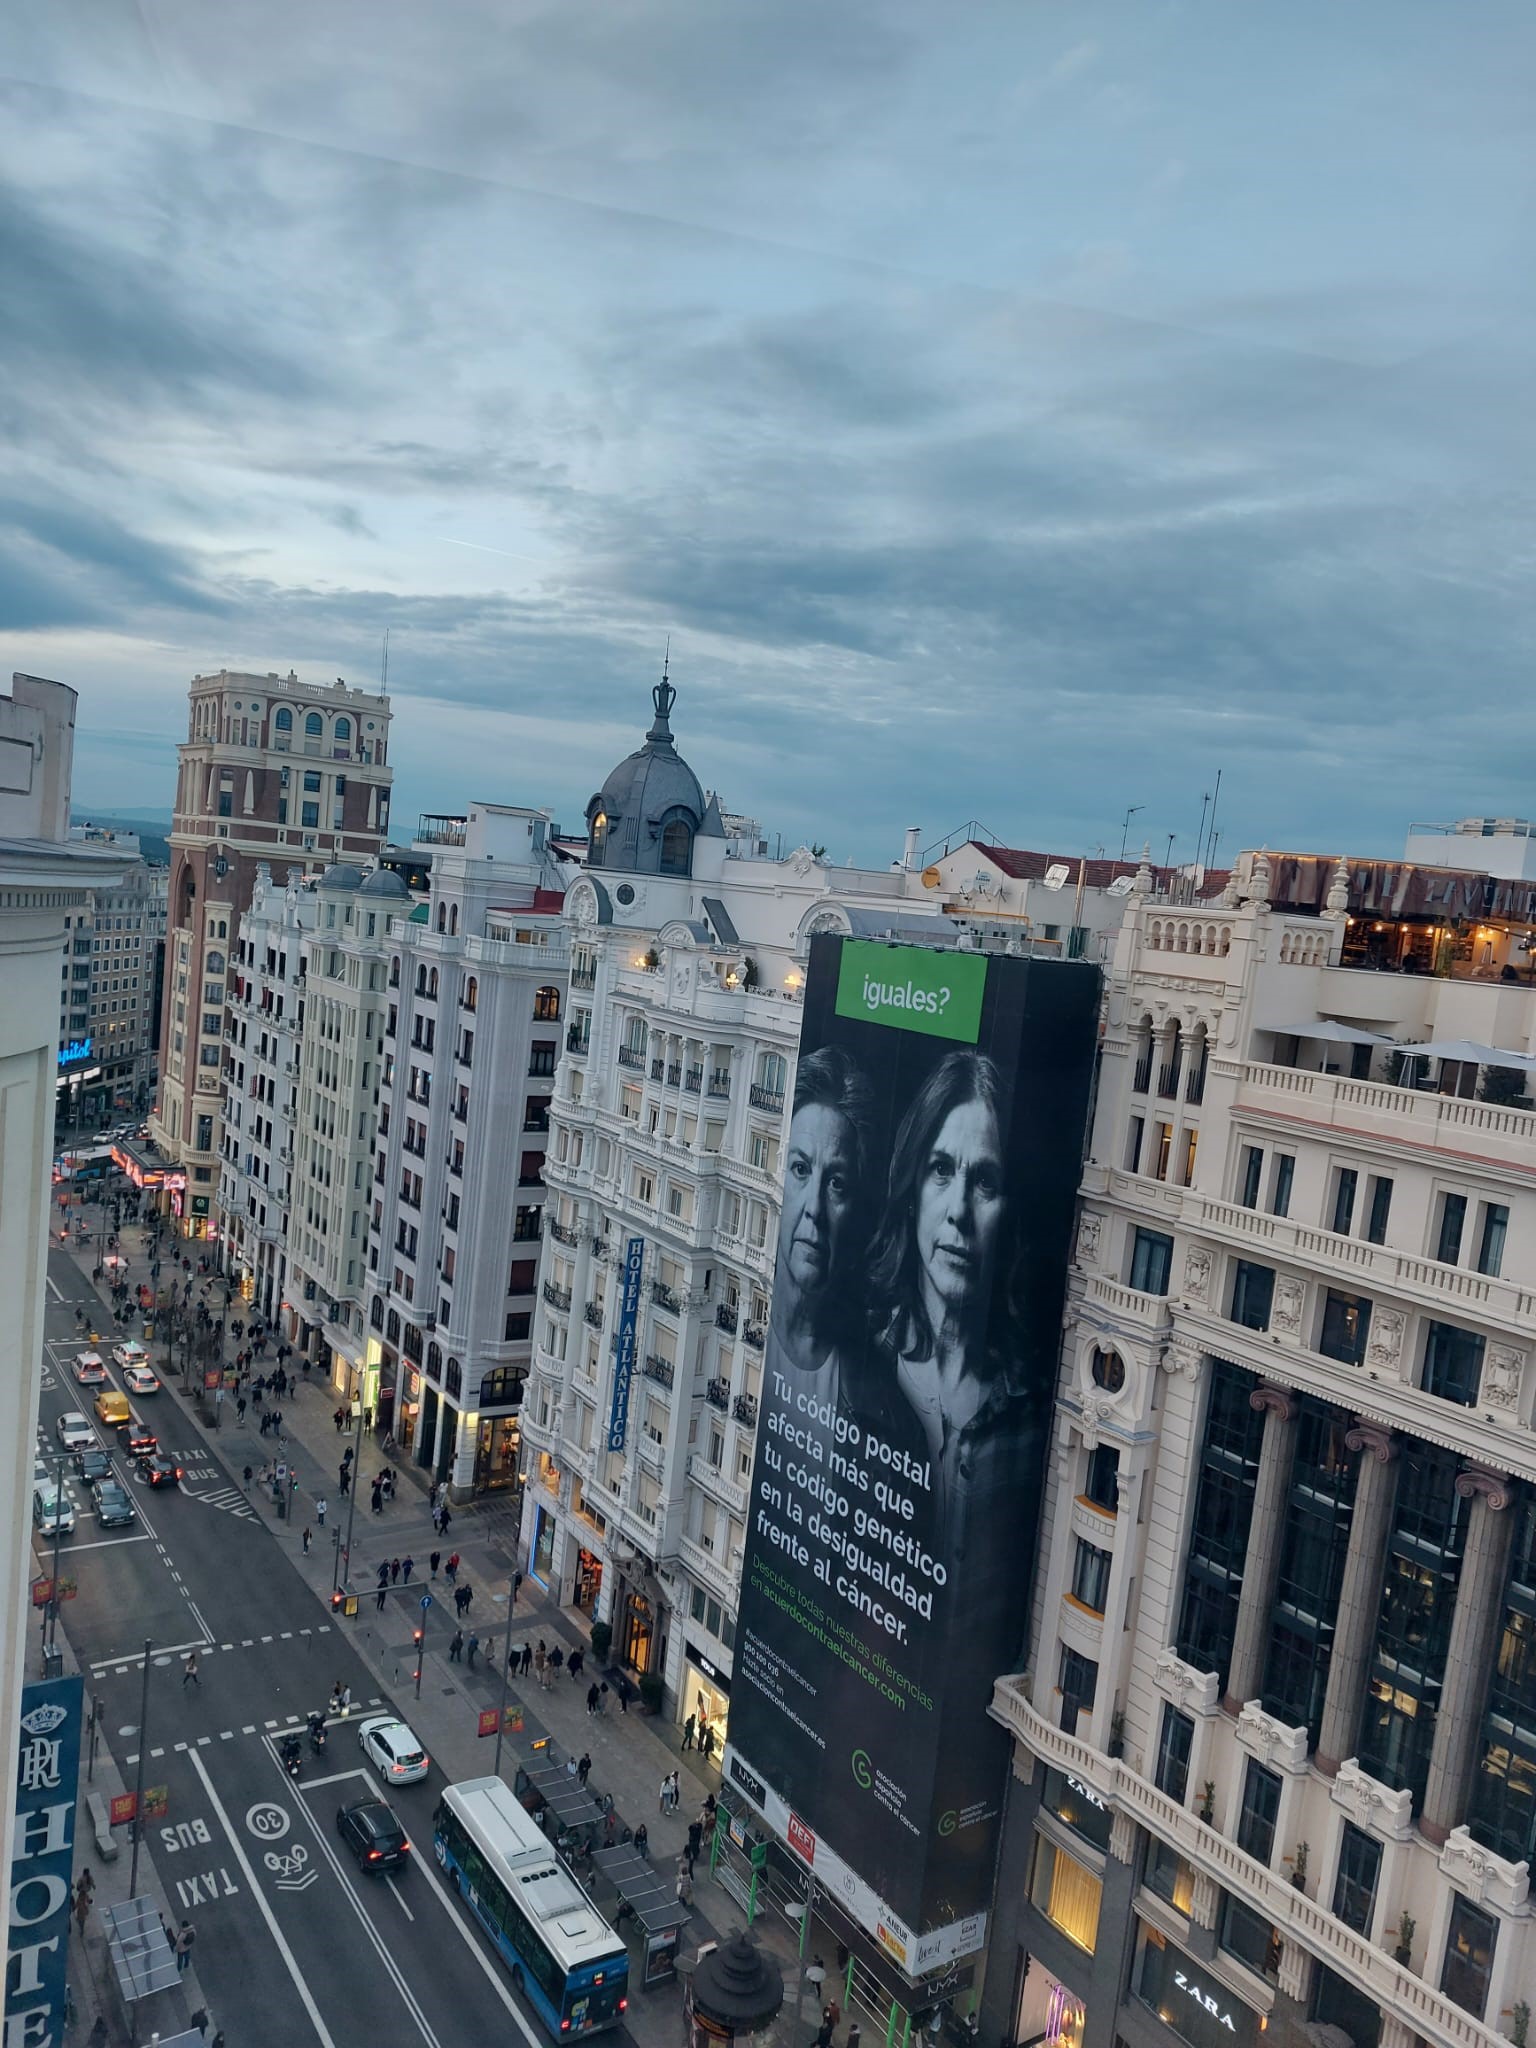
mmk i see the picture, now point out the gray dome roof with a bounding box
[319,862,365,891]
[358,866,410,899]
[586,672,703,876]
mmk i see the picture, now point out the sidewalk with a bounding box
[62,1227,762,2044]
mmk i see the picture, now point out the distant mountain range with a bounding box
[71,811,172,865]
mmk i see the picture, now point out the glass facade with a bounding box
[1331,1820,1382,1934]
[1176,1360,1265,1685]
[1356,1442,1468,1806]
[1029,1833,1101,1954]
[1319,1288,1373,1365]
[1261,1398,1357,1740]
[1235,1759,1280,1864]
[1155,1705,1194,1803]
[1470,1492,1536,1863]
[1228,1259,1274,1331]
[1441,1894,1497,2018]
[1134,1926,1262,2048]
[1421,1320,1485,1406]
[1129,1227,1174,1294]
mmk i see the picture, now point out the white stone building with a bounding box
[56,830,167,1125]
[361,804,570,1496]
[518,677,951,1727]
[285,861,419,1394]
[218,863,319,1323]
[986,845,1536,2048]
[0,674,132,1894]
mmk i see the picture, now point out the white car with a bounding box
[55,1412,95,1454]
[73,1352,108,1386]
[357,1715,430,1785]
[122,1363,160,1396]
[112,1341,150,1372]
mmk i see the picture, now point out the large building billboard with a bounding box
[724,937,1099,1970]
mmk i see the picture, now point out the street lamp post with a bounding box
[492,1569,518,1778]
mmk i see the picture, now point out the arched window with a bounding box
[334,716,351,742]
[415,965,427,995]
[426,1342,442,1380]
[448,904,458,936]
[436,903,446,934]
[445,1357,463,1400]
[206,949,225,974]
[590,811,609,862]
[428,968,439,999]
[533,985,560,1021]
[386,1309,401,1343]
[305,711,323,736]
[274,707,293,733]
[660,818,692,876]
[370,1297,384,1331]
[463,976,478,1012]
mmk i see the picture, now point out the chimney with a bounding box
[903,826,922,872]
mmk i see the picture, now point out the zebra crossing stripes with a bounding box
[183,1482,259,1521]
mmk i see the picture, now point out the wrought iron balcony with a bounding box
[733,1394,758,1428]
[651,1281,681,1314]
[742,1323,766,1351]
[541,1280,572,1312]
[715,1303,738,1334]
[643,1355,674,1390]
[583,1300,605,1329]
[705,1378,731,1411]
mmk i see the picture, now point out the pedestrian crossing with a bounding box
[93,1623,335,1677]
[182,1482,259,1522]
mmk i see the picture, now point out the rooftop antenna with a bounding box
[1203,769,1223,874]
[380,628,390,693]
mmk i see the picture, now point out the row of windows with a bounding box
[1238,1141,1509,1276]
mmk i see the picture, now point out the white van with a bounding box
[32,1481,76,1537]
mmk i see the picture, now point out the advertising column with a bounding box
[724,937,1099,1971]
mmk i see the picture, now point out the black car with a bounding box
[117,1415,157,1457]
[138,1452,182,1489]
[77,1447,113,1485]
[336,1799,410,1872]
[92,1480,136,1528]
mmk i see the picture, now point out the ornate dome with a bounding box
[318,862,365,891]
[585,666,703,878]
[358,866,410,899]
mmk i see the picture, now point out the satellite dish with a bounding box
[921,866,941,889]
[1043,863,1070,890]
[1107,874,1135,896]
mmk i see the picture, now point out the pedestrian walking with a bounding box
[338,1467,350,1496]
[371,1483,383,1515]
[567,1648,584,1683]
[599,1681,610,1715]
[242,1465,253,1491]
[632,1823,649,1859]
[702,1723,716,1761]
[659,1774,671,1813]
[390,1557,401,1585]
[513,1570,523,1605]
[577,1752,592,1786]
[183,1653,200,1689]
[587,1682,601,1716]
[316,1496,328,1525]
[448,1628,464,1663]
[686,1819,703,1865]
[302,1527,312,1555]
[73,1874,92,1933]
[439,1505,453,1538]
[461,1582,474,1615]
[376,1583,388,1612]
[236,1396,247,1423]
[402,1556,414,1583]
[682,1713,696,1751]
[174,1921,196,1974]
[429,1551,441,1579]
[520,1642,533,1677]
[676,1866,694,1908]
[445,1551,460,1583]
[535,1642,548,1688]
[377,1561,390,1587]
[549,1644,563,1678]
[616,1675,631,1714]
[467,1632,480,1667]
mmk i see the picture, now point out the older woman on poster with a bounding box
[764,1045,874,1411]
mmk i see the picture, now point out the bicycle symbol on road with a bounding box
[245,1801,290,1843]
[265,1843,318,1892]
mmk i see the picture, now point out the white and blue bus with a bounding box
[434,1778,629,2037]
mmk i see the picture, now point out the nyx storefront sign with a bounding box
[1135,1924,1261,2048]
[1041,1767,1113,1853]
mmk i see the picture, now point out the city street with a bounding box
[38,1246,555,2048]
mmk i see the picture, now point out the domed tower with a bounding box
[585,663,704,878]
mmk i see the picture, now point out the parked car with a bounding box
[357,1715,430,1786]
[336,1799,410,1872]
[55,1412,95,1455]
[92,1480,136,1528]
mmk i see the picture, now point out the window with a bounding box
[1040,1767,1114,1851]
[1364,1174,1393,1244]
[1217,1894,1280,1982]
[1261,1401,1357,1742]
[1236,1760,1281,1862]
[659,818,692,875]
[1271,1153,1294,1218]
[1239,1145,1263,1208]
[1331,1166,1358,1235]
[528,1042,557,1077]
[1422,1320,1485,1406]
[1084,1443,1120,1512]
[305,711,323,736]
[1129,1229,1174,1295]
[1152,1121,1173,1181]
[1059,1646,1098,1722]
[334,715,350,742]
[1144,1841,1196,1913]
[1436,1191,1467,1265]
[1331,1822,1381,1934]
[1176,1359,1265,1683]
[1228,1260,1274,1332]
[1125,1115,1145,1173]
[1471,1495,1536,1864]
[1154,1705,1194,1802]
[1476,1202,1508,1278]
[1091,1347,1125,1391]
[301,802,320,829]
[533,985,561,1021]
[303,770,321,793]
[275,707,292,733]
[1179,1127,1198,1186]
[1071,1540,1113,1614]
[504,1312,531,1342]
[1319,1289,1371,1365]
[1441,1895,1497,2018]
[1028,1835,1101,1955]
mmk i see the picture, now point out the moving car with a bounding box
[55,1412,94,1455]
[73,1352,108,1385]
[92,1479,136,1528]
[137,1451,182,1489]
[112,1340,150,1372]
[31,1482,76,1537]
[94,1389,130,1428]
[75,1446,112,1484]
[357,1715,430,1786]
[336,1799,410,1872]
[122,1363,160,1396]
[117,1415,157,1458]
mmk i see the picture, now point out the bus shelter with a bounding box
[516,1760,608,1848]
[593,1843,686,1988]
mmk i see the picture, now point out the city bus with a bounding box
[433,1778,628,2037]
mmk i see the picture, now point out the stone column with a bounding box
[1316,1423,1398,1776]
[1421,1466,1515,1845]
[1223,1385,1299,1713]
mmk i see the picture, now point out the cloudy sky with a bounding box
[4,2,1534,867]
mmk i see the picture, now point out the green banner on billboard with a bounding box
[833,941,986,1042]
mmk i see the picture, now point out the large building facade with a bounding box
[218,864,319,1324]
[361,804,570,1495]
[988,847,1536,2048]
[518,679,950,1729]
[57,827,167,1124]
[0,675,132,1889]
[151,670,392,1236]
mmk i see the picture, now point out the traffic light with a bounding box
[331,1589,344,1612]
[412,1626,424,1651]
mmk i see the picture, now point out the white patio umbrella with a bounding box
[1265,1020,1393,1047]
[1391,1038,1536,1070]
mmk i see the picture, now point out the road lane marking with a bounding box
[66,1534,153,1553]
[189,1750,338,2048]
[91,1636,208,1672]
[386,1874,415,1921]
[412,1854,544,2048]
[294,1768,371,1791]
[47,1277,63,1301]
